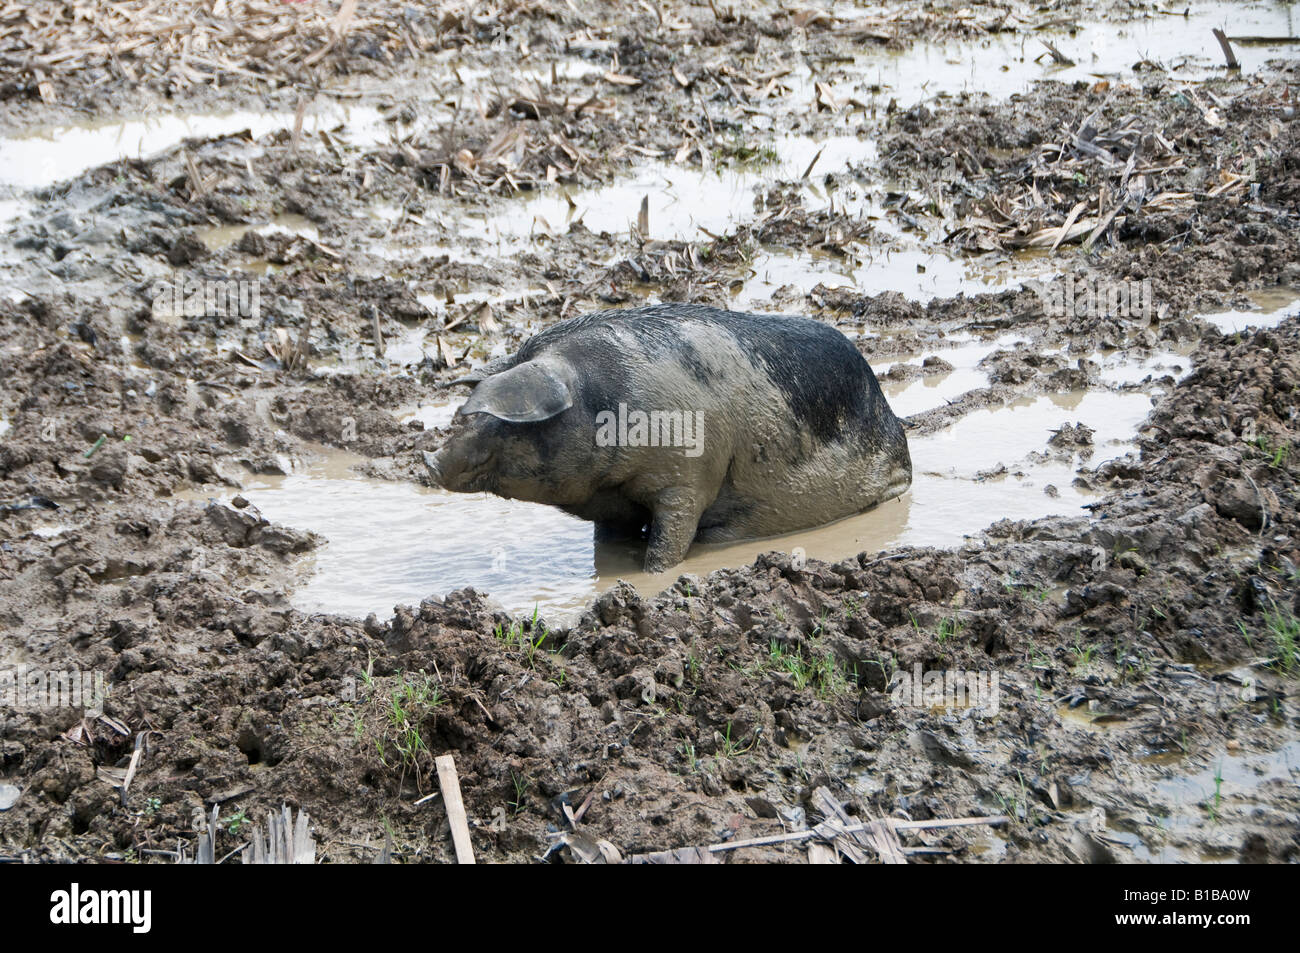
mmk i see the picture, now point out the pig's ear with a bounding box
[458,360,573,422]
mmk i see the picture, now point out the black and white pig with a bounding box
[422,304,911,572]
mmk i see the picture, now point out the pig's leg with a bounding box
[644,487,707,572]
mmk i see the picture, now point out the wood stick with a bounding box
[893,816,1011,831]
[119,732,147,805]
[802,145,826,180]
[1228,36,1300,45]
[290,96,307,155]
[706,814,1009,853]
[435,755,475,864]
[1212,29,1240,69]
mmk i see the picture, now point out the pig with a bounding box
[422,304,911,572]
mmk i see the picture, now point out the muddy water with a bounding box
[455,149,869,250]
[0,101,385,190]
[403,131,877,259]
[1091,348,1194,388]
[458,163,751,248]
[734,246,1056,309]
[836,1,1299,108]
[196,214,320,252]
[1124,739,1300,862]
[1154,740,1300,808]
[1,3,1287,199]
[191,380,1155,621]
[874,333,1026,416]
[183,447,598,620]
[1201,288,1300,333]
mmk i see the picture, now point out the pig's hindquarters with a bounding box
[697,382,911,542]
[701,434,909,542]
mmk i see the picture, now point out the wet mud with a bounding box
[0,0,1298,863]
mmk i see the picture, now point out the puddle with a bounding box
[732,247,856,306]
[1091,348,1194,387]
[433,132,878,255]
[844,248,1055,303]
[873,333,1030,417]
[188,383,1155,620]
[965,831,1009,861]
[840,1,1300,109]
[1155,740,1300,806]
[180,447,597,621]
[368,201,405,224]
[913,391,1155,477]
[881,366,991,419]
[0,102,385,190]
[196,215,320,252]
[1058,704,1131,731]
[769,134,877,179]
[1201,288,1300,333]
[1119,738,1300,860]
[398,403,458,430]
[457,161,774,249]
[735,245,1055,309]
[382,325,434,365]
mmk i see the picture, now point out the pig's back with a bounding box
[528,304,900,446]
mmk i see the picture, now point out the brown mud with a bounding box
[1,1,1298,863]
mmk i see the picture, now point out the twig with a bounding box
[1039,40,1075,66]
[706,814,1009,854]
[119,732,147,806]
[802,145,826,180]
[1212,29,1240,70]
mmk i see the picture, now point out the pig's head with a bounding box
[422,358,595,504]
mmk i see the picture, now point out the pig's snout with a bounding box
[422,435,496,492]
[421,450,443,486]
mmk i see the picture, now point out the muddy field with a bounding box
[0,0,1298,864]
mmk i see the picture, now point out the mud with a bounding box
[0,0,1298,864]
